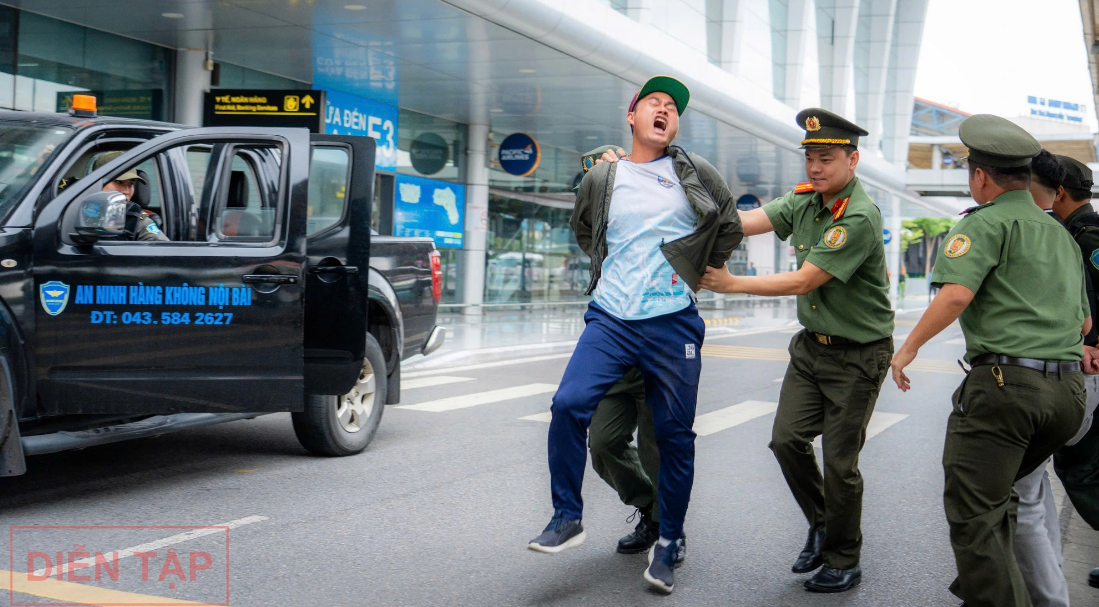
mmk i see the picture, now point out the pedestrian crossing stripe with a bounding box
[700,345,962,374]
[693,400,777,436]
[812,412,909,448]
[522,402,911,443]
[396,383,558,412]
[402,376,474,390]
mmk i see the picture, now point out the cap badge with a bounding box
[805,116,822,132]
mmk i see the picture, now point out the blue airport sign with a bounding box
[394,174,465,249]
[323,89,398,172]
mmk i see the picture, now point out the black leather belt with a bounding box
[970,354,1081,374]
[805,331,887,347]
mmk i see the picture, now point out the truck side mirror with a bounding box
[68,191,128,244]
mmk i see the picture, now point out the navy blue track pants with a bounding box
[548,302,705,540]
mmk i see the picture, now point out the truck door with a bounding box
[303,134,375,395]
[31,127,311,415]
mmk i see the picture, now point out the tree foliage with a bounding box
[902,217,958,275]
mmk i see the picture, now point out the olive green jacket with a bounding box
[571,145,743,294]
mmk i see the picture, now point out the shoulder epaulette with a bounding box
[830,197,850,221]
[960,205,989,216]
[793,182,814,194]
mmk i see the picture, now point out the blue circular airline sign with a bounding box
[499,133,541,176]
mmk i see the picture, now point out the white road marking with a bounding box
[865,412,910,439]
[403,354,572,378]
[693,401,778,437]
[401,376,474,390]
[813,412,910,449]
[943,337,966,345]
[894,332,911,341]
[408,323,806,377]
[33,515,268,578]
[773,377,785,383]
[397,383,559,412]
[520,401,779,436]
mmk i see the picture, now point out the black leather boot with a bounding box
[791,528,826,573]
[804,565,861,593]
[616,508,659,554]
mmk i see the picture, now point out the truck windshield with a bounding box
[0,121,72,221]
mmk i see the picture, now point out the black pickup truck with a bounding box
[0,106,445,476]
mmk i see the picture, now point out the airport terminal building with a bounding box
[0,0,938,309]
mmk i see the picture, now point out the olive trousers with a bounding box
[944,364,1086,607]
[587,368,661,522]
[1053,374,1099,530]
[770,331,893,570]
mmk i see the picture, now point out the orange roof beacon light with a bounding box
[69,94,97,118]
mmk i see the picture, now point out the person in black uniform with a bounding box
[92,152,168,242]
[1049,155,1099,589]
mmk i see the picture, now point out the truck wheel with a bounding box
[292,333,387,456]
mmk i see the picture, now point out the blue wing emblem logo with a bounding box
[39,281,71,316]
[1091,249,1099,271]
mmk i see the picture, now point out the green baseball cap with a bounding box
[958,114,1041,168]
[92,151,146,184]
[628,75,690,116]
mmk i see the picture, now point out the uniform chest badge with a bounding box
[944,234,971,258]
[40,281,70,316]
[1090,248,1099,271]
[656,176,675,189]
[823,226,847,248]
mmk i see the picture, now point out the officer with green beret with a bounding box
[699,108,894,593]
[1049,154,1099,590]
[891,114,1089,607]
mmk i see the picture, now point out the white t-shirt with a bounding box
[592,156,697,320]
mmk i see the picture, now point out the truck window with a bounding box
[214,146,279,242]
[0,121,70,219]
[185,146,211,204]
[307,147,350,235]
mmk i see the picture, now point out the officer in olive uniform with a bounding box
[1049,155,1099,589]
[891,115,1089,607]
[92,151,168,242]
[699,109,894,593]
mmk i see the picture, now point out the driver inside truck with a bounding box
[92,151,168,242]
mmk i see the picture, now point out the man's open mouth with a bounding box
[654,116,668,134]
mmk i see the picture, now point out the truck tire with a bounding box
[292,333,387,456]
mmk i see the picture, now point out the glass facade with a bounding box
[1,10,170,120]
[853,0,872,126]
[484,133,587,304]
[769,0,789,102]
[705,0,724,66]
[212,62,310,91]
[394,108,467,303]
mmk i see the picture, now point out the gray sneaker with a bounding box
[644,541,678,594]
[528,517,586,554]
